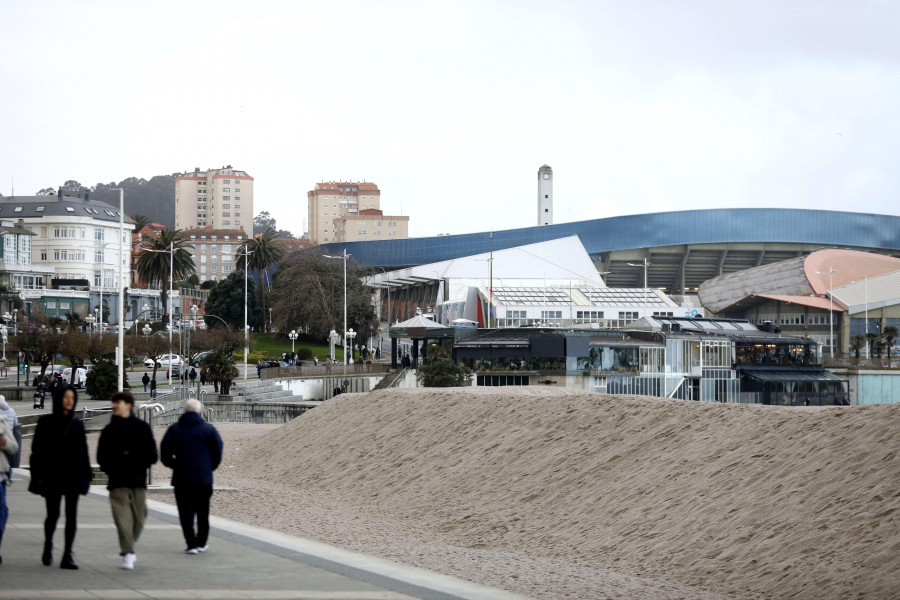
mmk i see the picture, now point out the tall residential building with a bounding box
[307,181,382,244]
[182,226,248,283]
[334,208,409,242]
[538,164,553,226]
[175,166,254,232]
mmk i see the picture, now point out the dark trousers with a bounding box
[44,491,79,554]
[174,484,212,549]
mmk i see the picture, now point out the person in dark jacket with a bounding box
[97,391,158,570]
[160,399,223,554]
[141,373,150,392]
[29,385,93,569]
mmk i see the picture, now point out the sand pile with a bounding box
[232,387,900,599]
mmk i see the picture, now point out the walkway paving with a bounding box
[1,473,530,600]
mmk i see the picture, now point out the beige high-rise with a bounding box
[175,166,254,232]
[308,181,383,244]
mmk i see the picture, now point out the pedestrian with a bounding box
[332,385,341,397]
[0,394,18,429]
[150,378,157,399]
[0,408,19,564]
[141,373,150,392]
[29,385,93,569]
[160,399,223,555]
[97,391,158,570]
[200,369,207,386]
[34,379,47,409]
[189,367,197,384]
[313,355,318,367]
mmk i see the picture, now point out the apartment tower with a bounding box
[175,166,254,231]
[307,181,381,244]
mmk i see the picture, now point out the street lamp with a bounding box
[323,249,350,375]
[133,303,151,337]
[85,313,95,334]
[289,329,299,355]
[236,246,253,380]
[816,267,836,358]
[346,328,357,364]
[627,257,651,289]
[189,303,199,370]
[12,309,17,336]
[140,241,175,386]
[142,323,152,337]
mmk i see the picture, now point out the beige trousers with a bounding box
[109,487,147,555]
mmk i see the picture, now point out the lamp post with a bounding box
[112,187,126,391]
[85,313,95,334]
[865,275,869,359]
[289,329,298,355]
[189,303,199,372]
[627,256,651,289]
[12,309,17,336]
[140,242,175,386]
[142,324,152,337]
[816,267,836,359]
[236,246,253,381]
[346,328,356,364]
[1,312,9,360]
[323,250,350,374]
[133,303,151,337]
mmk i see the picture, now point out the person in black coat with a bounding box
[160,398,223,554]
[30,385,92,569]
[97,391,158,570]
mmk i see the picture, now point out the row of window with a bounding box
[198,265,232,274]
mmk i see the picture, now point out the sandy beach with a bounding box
[25,387,900,599]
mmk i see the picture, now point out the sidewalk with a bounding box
[1,473,531,600]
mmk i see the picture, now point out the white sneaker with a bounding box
[122,553,136,570]
[197,544,209,553]
[184,547,199,555]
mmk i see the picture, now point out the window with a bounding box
[223,220,231,225]
[223,204,230,209]
[235,188,240,192]
[36,206,45,212]
[66,207,74,212]
[222,196,230,201]
[13,207,22,213]
[223,212,230,217]
[223,187,231,192]
[540,310,563,321]
[235,196,240,201]
[223,179,230,184]
[618,311,639,321]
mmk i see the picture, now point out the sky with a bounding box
[2,0,899,238]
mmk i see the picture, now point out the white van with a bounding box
[61,367,88,388]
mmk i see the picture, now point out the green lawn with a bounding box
[249,332,342,360]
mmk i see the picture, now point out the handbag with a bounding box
[28,476,43,495]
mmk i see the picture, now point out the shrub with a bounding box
[296,347,313,360]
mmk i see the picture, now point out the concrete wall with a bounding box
[843,370,900,405]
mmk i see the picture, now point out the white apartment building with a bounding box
[183,226,247,283]
[307,181,383,244]
[1,193,132,321]
[175,166,254,231]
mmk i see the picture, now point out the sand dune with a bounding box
[230,387,900,599]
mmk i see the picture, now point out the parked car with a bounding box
[144,354,183,368]
[192,350,214,367]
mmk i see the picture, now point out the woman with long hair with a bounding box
[30,384,92,569]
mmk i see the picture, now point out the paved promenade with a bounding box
[1,473,530,600]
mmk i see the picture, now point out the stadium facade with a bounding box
[317,208,900,294]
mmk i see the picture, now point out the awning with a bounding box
[742,370,846,383]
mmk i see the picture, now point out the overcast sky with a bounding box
[2,0,899,238]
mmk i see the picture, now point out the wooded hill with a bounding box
[25,175,178,228]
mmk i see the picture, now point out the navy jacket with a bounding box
[160,412,223,487]
[97,413,158,489]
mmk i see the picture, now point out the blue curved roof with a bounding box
[316,208,900,267]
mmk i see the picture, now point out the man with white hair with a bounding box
[160,399,223,555]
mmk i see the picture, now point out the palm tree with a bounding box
[883,325,898,368]
[135,228,195,320]
[131,214,152,234]
[236,229,286,329]
[850,334,866,364]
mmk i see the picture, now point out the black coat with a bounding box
[160,412,223,487]
[30,385,92,496]
[97,413,158,490]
